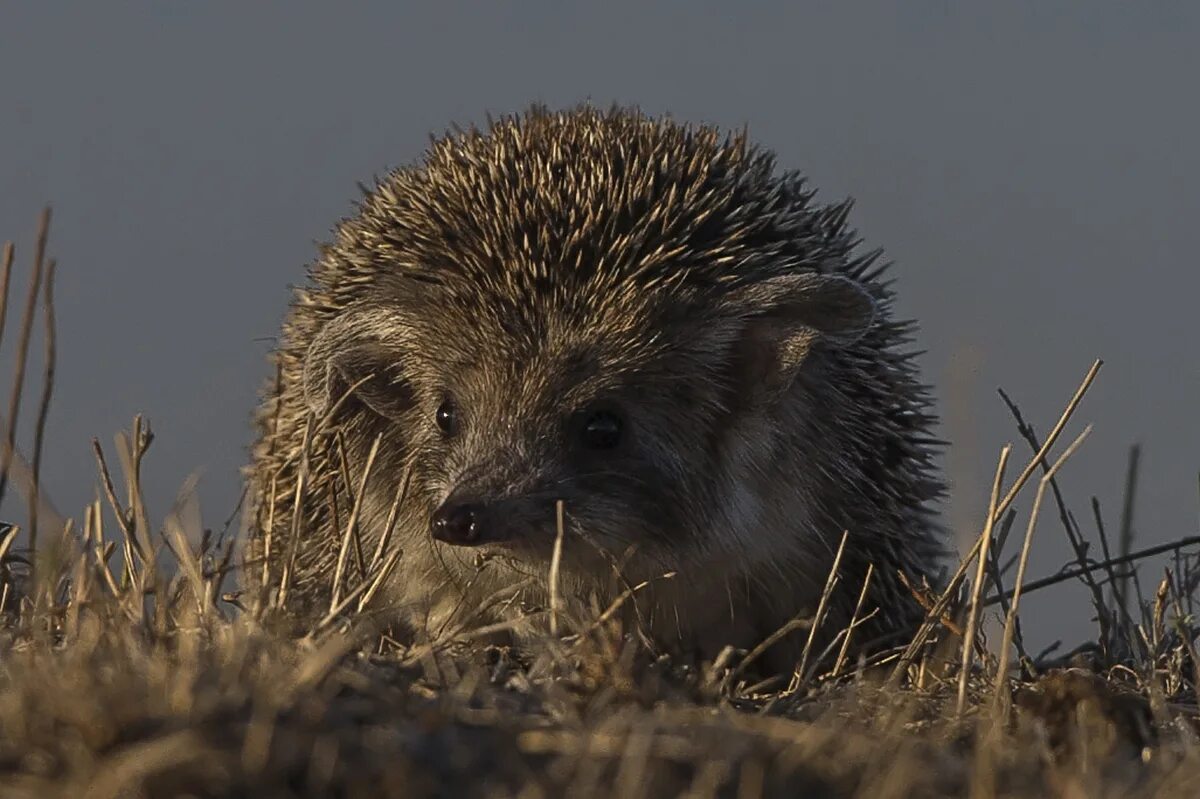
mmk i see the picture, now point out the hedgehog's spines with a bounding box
[246,103,947,655]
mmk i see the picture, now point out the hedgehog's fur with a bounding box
[246,104,947,672]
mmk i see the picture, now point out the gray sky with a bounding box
[2,2,1197,650]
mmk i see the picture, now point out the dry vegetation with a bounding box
[2,210,1199,797]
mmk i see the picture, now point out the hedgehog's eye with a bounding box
[579,409,623,450]
[435,397,459,437]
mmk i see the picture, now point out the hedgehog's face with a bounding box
[303,298,719,576]
[301,270,877,578]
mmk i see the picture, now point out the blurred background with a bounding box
[2,1,1197,650]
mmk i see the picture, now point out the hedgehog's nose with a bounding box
[430,501,488,546]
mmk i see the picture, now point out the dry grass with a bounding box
[1,211,1199,797]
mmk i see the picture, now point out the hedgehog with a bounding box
[245,104,947,673]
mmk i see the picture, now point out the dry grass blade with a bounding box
[990,359,1102,520]
[1166,569,1200,698]
[260,472,278,588]
[119,416,155,566]
[887,359,1101,688]
[164,513,208,615]
[0,414,67,542]
[92,439,140,583]
[1000,387,1113,649]
[312,566,384,635]
[832,562,875,678]
[1116,444,1142,615]
[332,431,366,579]
[956,444,1011,717]
[28,258,57,563]
[0,522,18,572]
[356,544,403,612]
[0,241,14,351]
[0,208,50,510]
[993,424,1093,707]
[369,466,411,571]
[276,417,313,609]
[329,433,381,613]
[550,499,566,637]
[789,529,848,692]
[735,614,812,684]
[981,535,1200,608]
[88,497,121,597]
[582,572,674,636]
[80,730,211,799]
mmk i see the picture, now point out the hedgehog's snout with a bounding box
[430,499,494,546]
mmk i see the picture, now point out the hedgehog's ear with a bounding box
[303,306,414,422]
[732,272,876,401]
